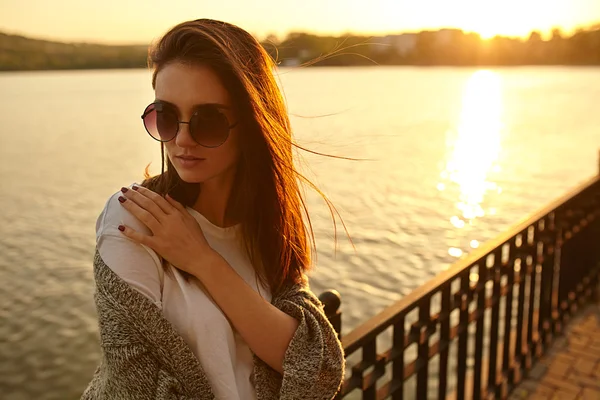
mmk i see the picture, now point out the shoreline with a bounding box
[2,64,600,73]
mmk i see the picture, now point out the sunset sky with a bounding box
[0,0,598,44]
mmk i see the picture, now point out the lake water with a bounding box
[0,67,599,399]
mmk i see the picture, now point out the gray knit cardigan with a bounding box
[81,248,345,399]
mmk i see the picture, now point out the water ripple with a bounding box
[1,67,599,399]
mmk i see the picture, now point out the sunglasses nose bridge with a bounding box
[172,119,195,145]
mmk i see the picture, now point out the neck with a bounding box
[192,171,236,228]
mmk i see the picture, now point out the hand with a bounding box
[116,185,215,276]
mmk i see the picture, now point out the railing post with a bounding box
[416,298,432,400]
[591,148,600,306]
[595,148,600,304]
[456,270,471,399]
[319,289,342,340]
[538,216,557,348]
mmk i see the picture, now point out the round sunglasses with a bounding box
[141,101,238,148]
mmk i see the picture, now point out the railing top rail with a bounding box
[342,174,600,352]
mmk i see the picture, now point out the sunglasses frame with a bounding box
[141,101,239,148]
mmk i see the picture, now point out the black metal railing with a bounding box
[318,154,600,400]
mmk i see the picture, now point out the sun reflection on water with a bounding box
[438,70,504,263]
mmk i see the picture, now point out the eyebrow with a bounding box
[155,99,231,110]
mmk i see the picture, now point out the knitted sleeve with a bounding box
[80,268,164,400]
[81,249,215,400]
[254,282,346,400]
[80,344,161,400]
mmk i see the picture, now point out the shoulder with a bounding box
[96,183,151,239]
[94,183,163,306]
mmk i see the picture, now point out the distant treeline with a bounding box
[1,25,599,71]
[0,33,148,71]
[264,26,600,67]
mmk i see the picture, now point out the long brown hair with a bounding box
[140,19,340,296]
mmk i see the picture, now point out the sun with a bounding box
[478,26,499,40]
[468,14,507,39]
[450,0,536,39]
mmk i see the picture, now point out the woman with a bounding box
[82,18,345,400]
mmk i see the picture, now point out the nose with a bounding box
[174,121,197,148]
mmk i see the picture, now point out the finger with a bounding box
[118,195,162,232]
[166,193,188,214]
[118,224,155,248]
[131,185,176,215]
[122,188,168,224]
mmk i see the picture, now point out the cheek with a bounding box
[164,143,177,162]
[219,130,241,165]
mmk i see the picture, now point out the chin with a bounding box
[175,169,209,184]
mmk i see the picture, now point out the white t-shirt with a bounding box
[95,182,272,400]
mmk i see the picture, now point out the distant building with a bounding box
[280,58,301,67]
[279,49,312,66]
[435,29,463,47]
[299,49,312,59]
[371,33,417,56]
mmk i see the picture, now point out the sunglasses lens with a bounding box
[142,104,178,141]
[190,106,230,147]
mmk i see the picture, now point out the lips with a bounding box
[177,156,203,160]
[176,156,205,168]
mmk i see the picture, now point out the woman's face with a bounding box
[154,62,240,185]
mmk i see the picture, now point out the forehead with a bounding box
[154,62,232,110]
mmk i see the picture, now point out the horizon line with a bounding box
[2,21,599,47]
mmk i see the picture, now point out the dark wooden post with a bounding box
[319,289,342,340]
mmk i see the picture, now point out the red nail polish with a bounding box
[132,186,139,191]
[121,187,128,193]
[118,225,125,232]
[118,196,126,203]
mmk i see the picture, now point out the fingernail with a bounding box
[118,196,126,203]
[120,187,128,193]
[132,186,139,191]
[118,225,125,232]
